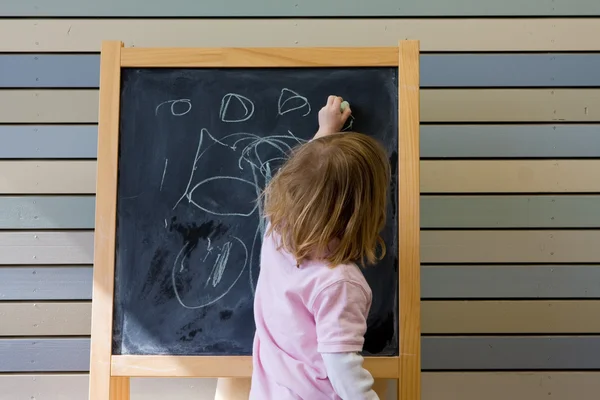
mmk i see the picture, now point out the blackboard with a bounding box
[113,67,399,357]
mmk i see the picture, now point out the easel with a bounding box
[89,40,421,400]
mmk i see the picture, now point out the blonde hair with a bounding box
[263,132,390,267]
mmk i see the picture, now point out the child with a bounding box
[247,95,391,399]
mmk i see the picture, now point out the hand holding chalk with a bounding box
[314,96,352,139]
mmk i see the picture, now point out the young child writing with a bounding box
[247,95,391,399]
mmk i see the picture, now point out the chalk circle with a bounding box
[172,236,249,309]
[220,93,255,123]
[188,176,259,217]
[278,88,311,117]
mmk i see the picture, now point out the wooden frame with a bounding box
[90,40,421,400]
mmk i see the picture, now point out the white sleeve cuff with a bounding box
[321,352,380,400]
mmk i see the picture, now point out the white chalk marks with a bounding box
[220,93,255,122]
[278,88,311,117]
[172,236,248,309]
[158,88,313,306]
[155,99,192,116]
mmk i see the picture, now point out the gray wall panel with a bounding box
[4,55,600,88]
[0,267,92,300]
[422,266,600,299]
[5,195,600,229]
[0,339,90,372]
[0,196,95,229]
[421,125,600,159]
[422,195,600,228]
[2,337,599,371]
[3,125,600,159]
[422,336,600,370]
[421,55,600,87]
[0,55,99,88]
[3,0,600,16]
[3,264,598,301]
[0,126,97,159]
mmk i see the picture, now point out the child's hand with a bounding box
[314,95,352,139]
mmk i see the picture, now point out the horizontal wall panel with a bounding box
[0,302,90,336]
[0,232,94,265]
[11,159,600,195]
[8,89,600,124]
[0,126,97,159]
[0,267,92,300]
[421,125,600,159]
[3,0,600,16]
[3,125,599,159]
[422,265,600,299]
[2,373,599,400]
[7,55,600,89]
[0,161,96,194]
[0,90,97,123]
[421,55,600,88]
[423,336,600,370]
[422,89,600,122]
[422,372,600,400]
[4,19,600,52]
[4,337,600,372]
[13,195,600,229]
[421,160,600,193]
[0,196,95,229]
[0,339,90,372]
[422,230,600,263]
[12,89,600,124]
[422,301,600,334]
[0,55,99,88]
[2,230,597,266]
[4,300,595,336]
[421,195,600,228]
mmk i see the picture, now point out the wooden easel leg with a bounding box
[110,377,130,400]
[373,379,389,399]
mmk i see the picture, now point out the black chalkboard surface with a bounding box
[113,67,399,357]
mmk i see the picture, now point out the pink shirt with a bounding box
[249,229,373,399]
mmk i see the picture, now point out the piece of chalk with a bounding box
[340,101,349,112]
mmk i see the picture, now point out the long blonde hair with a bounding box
[263,132,390,267]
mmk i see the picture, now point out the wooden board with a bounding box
[8,195,600,229]
[0,161,96,194]
[0,55,99,88]
[421,160,600,193]
[422,265,600,299]
[9,160,600,194]
[0,231,94,265]
[0,90,98,123]
[3,0,600,16]
[421,89,600,122]
[421,195,600,228]
[4,300,600,336]
[0,266,92,300]
[7,89,600,123]
[3,19,600,52]
[421,125,600,159]
[6,54,600,88]
[0,196,95,229]
[422,231,600,263]
[0,126,97,158]
[1,373,599,400]
[4,337,600,371]
[422,301,600,333]
[3,230,600,266]
[5,125,600,159]
[0,302,91,336]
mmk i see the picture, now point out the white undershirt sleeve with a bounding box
[322,352,380,400]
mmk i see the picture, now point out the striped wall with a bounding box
[2,2,600,399]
